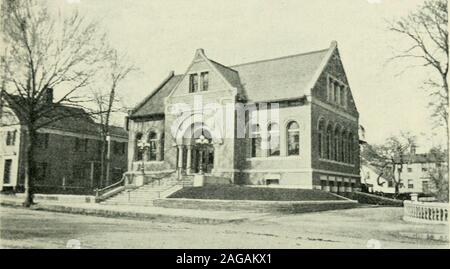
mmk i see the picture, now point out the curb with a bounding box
[0,200,247,225]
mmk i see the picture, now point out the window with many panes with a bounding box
[268,123,280,157]
[318,120,325,158]
[327,76,347,108]
[5,130,17,146]
[201,72,209,91]
[189,74,199,93]
[250,124,262,158]
[287,121,299,156]
[148,132,158,161]
[135,133,143,161]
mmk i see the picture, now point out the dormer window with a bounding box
[201,72,209,91]
[189,74,198,93]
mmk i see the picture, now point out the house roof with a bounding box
[4,94,127,138]
[131,45,333,117]
[231,48,329,102]
[399,153,446,164]
[131,73,183,117]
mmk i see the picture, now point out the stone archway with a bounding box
[175,121,218,176]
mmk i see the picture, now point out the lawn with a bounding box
[168,185,345,201]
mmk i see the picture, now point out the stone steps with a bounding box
[100,175,192,206]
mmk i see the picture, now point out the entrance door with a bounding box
[193,145,214,174]
[3,159,12,184]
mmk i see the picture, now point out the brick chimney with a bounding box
[410,145,416,155]
[44,88,53,104]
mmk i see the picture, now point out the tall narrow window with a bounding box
[135,132,143,161]
[341,87,347,107]
[331,81,336,102]
[6,130,17,146]
[326,124,333,160]
[268,123,280,156]
[189,74,198,93]
[340,130,345,162]
[250,124,262,158]
[348,132,354,164]
[6,131,11,145]
[148,132,158,161]
[83,138,88,152]
[3,159,12,184]
[334,127,340,161]
[342,130,347,163]
[327,78,333,101]
[201,72,209,91]
[318,120,325,158]
[287,121,300,156]
[160,133,165,161]
[335,83,341,105]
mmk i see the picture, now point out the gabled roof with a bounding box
[131,43,335,116]
[231,48,330,102]
[131,72,183,118]
[209,60,242,90]
[3,94,127,138]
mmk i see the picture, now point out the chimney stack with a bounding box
[410,145,416,155]
[45,88,53,104]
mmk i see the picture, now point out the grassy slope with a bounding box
[169,185,344,201]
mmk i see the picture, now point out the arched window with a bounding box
[160,133,165,161]
[342,130,347,163]
[148,131,158,161]
[326,124,333,160]
[335,84,341,105]
[318,119,325,158]
[135,132,143,161]
[268,122,280,156]
[341,87,347,107]
[250,124,262,158]
[334,126,340,161]
[287,121,300,156]
[348,132,354,164]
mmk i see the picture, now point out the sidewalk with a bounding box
[0,195,266,224]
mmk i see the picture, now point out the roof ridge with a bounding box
[230,48,329,68]
[209,59,239,73]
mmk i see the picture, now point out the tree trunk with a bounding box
[99,133,107,188]
[23,126,36,207]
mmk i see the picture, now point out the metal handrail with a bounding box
[94,174,127,198]
[143,170,177,186]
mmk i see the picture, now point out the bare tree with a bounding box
[388,0,449,163]
[91,50,134,187]
[366,133,416,196]
[427,146,449,201]
[0,0,111,206]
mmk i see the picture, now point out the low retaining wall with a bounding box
[342,191,404,207]
[153,198,358,213]
[403,200,449,225]
[14,193,95,204]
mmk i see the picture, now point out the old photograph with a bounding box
[0,0,448,250]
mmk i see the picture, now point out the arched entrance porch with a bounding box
[175,123,217,176]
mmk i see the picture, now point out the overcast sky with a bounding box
[51,0,445,151]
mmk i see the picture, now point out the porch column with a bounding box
[211,143,219,174]
[177,145,184,179]
[186,145,193,175]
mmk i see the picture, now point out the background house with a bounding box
[0,90,128,194]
